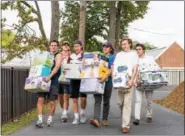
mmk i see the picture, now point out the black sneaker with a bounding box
[35,120,44,128]
[133,119,140,125]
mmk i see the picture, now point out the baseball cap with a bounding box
[74,40,83,46]
[62,41,70,46]
[102,41,114,54]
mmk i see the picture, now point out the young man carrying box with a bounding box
[36,40,63,128]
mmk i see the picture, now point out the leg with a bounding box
[102,84,113,124]
[90,94,102,127]
[36,93,46,128]
[117,89,125,116]
[63,85,70,110]
[79,93,87,123]
[122,88,133,129]
[145,90,153,119]
[134,88,143,120]
[47,85,58,127]
[58,83,64,109]
[93,94,102,122]
[70,80,80,124]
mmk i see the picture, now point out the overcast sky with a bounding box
[2,1,184,48]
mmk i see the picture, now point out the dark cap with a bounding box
[74,40,83,46]
[102,41,114,54]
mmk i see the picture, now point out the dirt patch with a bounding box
[154,82,184,114]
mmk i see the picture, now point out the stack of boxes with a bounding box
[24,51,53,93]
[79,52,109,94]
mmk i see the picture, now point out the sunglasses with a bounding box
[136,48,142,51]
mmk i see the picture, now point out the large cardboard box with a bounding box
[112,65,130,89]
[137,71,168,91]
[24,77,51,93]
[64,64,82,79]
[59,67,70,84]
[28,65,51,77]
[80,78,105,94]
[32,51,54,68]
[80,52,109,78]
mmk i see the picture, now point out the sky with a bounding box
[2,1,184,49]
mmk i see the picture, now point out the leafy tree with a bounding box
[60,1,149,52]
[1,1,60,63]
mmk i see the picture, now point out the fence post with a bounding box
[11,67,14,121]
[179,71,181,85]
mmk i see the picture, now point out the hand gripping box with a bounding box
[112,65,130,89]
[136,71,168,91]
[24,77,51,93]
[28,65,51,77]
[80,78,105,94]
[80,52,109,78]
[31,51,54,68]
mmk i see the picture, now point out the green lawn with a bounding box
[2,105,49,135]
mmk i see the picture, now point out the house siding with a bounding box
[156,43,184,68]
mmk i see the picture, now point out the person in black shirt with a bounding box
[36,40,62,128]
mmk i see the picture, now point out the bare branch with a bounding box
[20,1,38,15]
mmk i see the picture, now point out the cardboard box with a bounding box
[80,52,109,78]
[59,67,70,84]
[28,65,51,77]
[32,51,54,68]
[80,78,105,94]
[137,71,168,91]
[24,77,51,93]
[112,65,130,89]
[64,64,82,79]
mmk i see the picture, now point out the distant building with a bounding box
[146,42,184,70]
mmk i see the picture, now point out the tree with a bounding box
[1,1,60,63]
[50,1,60,41]
[60,1,149,52]
[79,1,86,46]
[108,1,117,50]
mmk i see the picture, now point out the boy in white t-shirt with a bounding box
[133,43,156,125]
[113,38,139,133]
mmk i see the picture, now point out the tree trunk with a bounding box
[115,1,122,52]
[79,1,87,47]
[108,1,117,49]
[50,1,60,42]
[34,1,48,46]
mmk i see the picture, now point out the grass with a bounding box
[1,104,49,135]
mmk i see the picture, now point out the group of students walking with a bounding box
[35,38,155,134]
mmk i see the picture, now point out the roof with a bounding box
[146,47,166,59]
[146,42,184,60]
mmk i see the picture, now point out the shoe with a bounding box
[47,120,53,127]
[35,120,44,128]
[72,117,80,125]
[133,119,140,125]
[90,119,100,127]
[80,113,87,124]
[61,113,68,122]
[122,127,130,134]
[146,117,152,123]
[102,120,108,127]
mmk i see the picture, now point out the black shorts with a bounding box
[59,83,70,95]
[37,85,59,101]
[70,79,87,98]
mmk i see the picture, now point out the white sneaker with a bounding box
[61,113,68,122]
[72,117,80,125]
[80,113,87,124]
[35,120,44,128]
[47,120,53,127]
